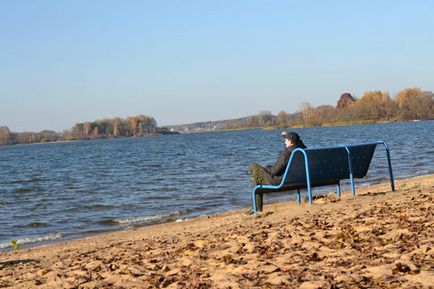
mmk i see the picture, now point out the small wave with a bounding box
[83,204,115,211]
[0,233,62,249]
[13,188,38,193]
[101,210,187,226]
[16,222,50,228]
[98,219,119,226]
[9,178,47,184]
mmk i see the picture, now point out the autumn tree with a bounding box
[396,88,434,120]
[0,126,13,145]
[311,105,336,125]
[300,102,314,126]
[277,111,290,128]
[93,126,99,137]
[39,130,58,142]
[14,132,41,144]
[135,115,157,135]
[350,91,397,120]
[71,123,84,139]
[336,93,356,109]
[112,118,121,137]
[127,117,138,136]
[83,122,91,138]
[256,111,276,127]
[104,120,114,135]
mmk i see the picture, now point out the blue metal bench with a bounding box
[252,141,395,213]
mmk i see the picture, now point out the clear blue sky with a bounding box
[1,0,433,132]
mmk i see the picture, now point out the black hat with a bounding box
[281,131,300,142]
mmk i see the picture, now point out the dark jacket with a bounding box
[265,140,307,178]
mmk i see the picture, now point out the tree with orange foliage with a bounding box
[277,111,290,128]
[350,91,397,120]
[83,122,91,138]
[396,88,434,120]
[0,126,13,145]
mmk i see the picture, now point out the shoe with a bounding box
[243,193,263,216]
[242,209,254,216]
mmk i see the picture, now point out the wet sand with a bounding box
[1,174,433,288]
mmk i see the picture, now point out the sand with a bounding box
[1,175,433,288]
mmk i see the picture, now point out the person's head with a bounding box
[281,131,300,148]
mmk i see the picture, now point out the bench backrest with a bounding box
[346,143,377,178]
[282,143,377,186]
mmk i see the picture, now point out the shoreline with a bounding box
[1,174,433,288]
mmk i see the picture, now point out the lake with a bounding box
[0,120,433,249]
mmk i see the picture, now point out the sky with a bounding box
[1,0,433,132]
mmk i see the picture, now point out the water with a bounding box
[0,121,433,249]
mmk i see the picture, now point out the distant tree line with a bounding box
[0,127,61,145]
[222,87,434,129]
[67,115,158,140]
[1,87,433,145]
[0,115,164,145]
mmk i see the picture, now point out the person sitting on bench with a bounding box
[246,131,307,214]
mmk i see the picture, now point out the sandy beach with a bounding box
[1,175,433,288]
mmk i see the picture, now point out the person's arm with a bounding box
[268,150,290,177]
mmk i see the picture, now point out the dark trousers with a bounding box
[248,163,278,211]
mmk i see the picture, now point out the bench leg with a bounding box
[297,189,301,205]
[343,146,356,196]
[350,177,356,196]
[303,158,313,205]
[307,185,313,205]
[252,188,257,213]
[384,142,395,191]
[337,182,341,200]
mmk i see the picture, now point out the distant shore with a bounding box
[169,119,433,134]
[2,119,432,146]
[0,131,180,147]
[1,174,433,288]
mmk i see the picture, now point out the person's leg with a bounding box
[249,163,274,186]
[244,191,263,215]
[247,163,274,212]
[255,192,263,212]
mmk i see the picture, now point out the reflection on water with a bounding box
[0,120,433,249]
